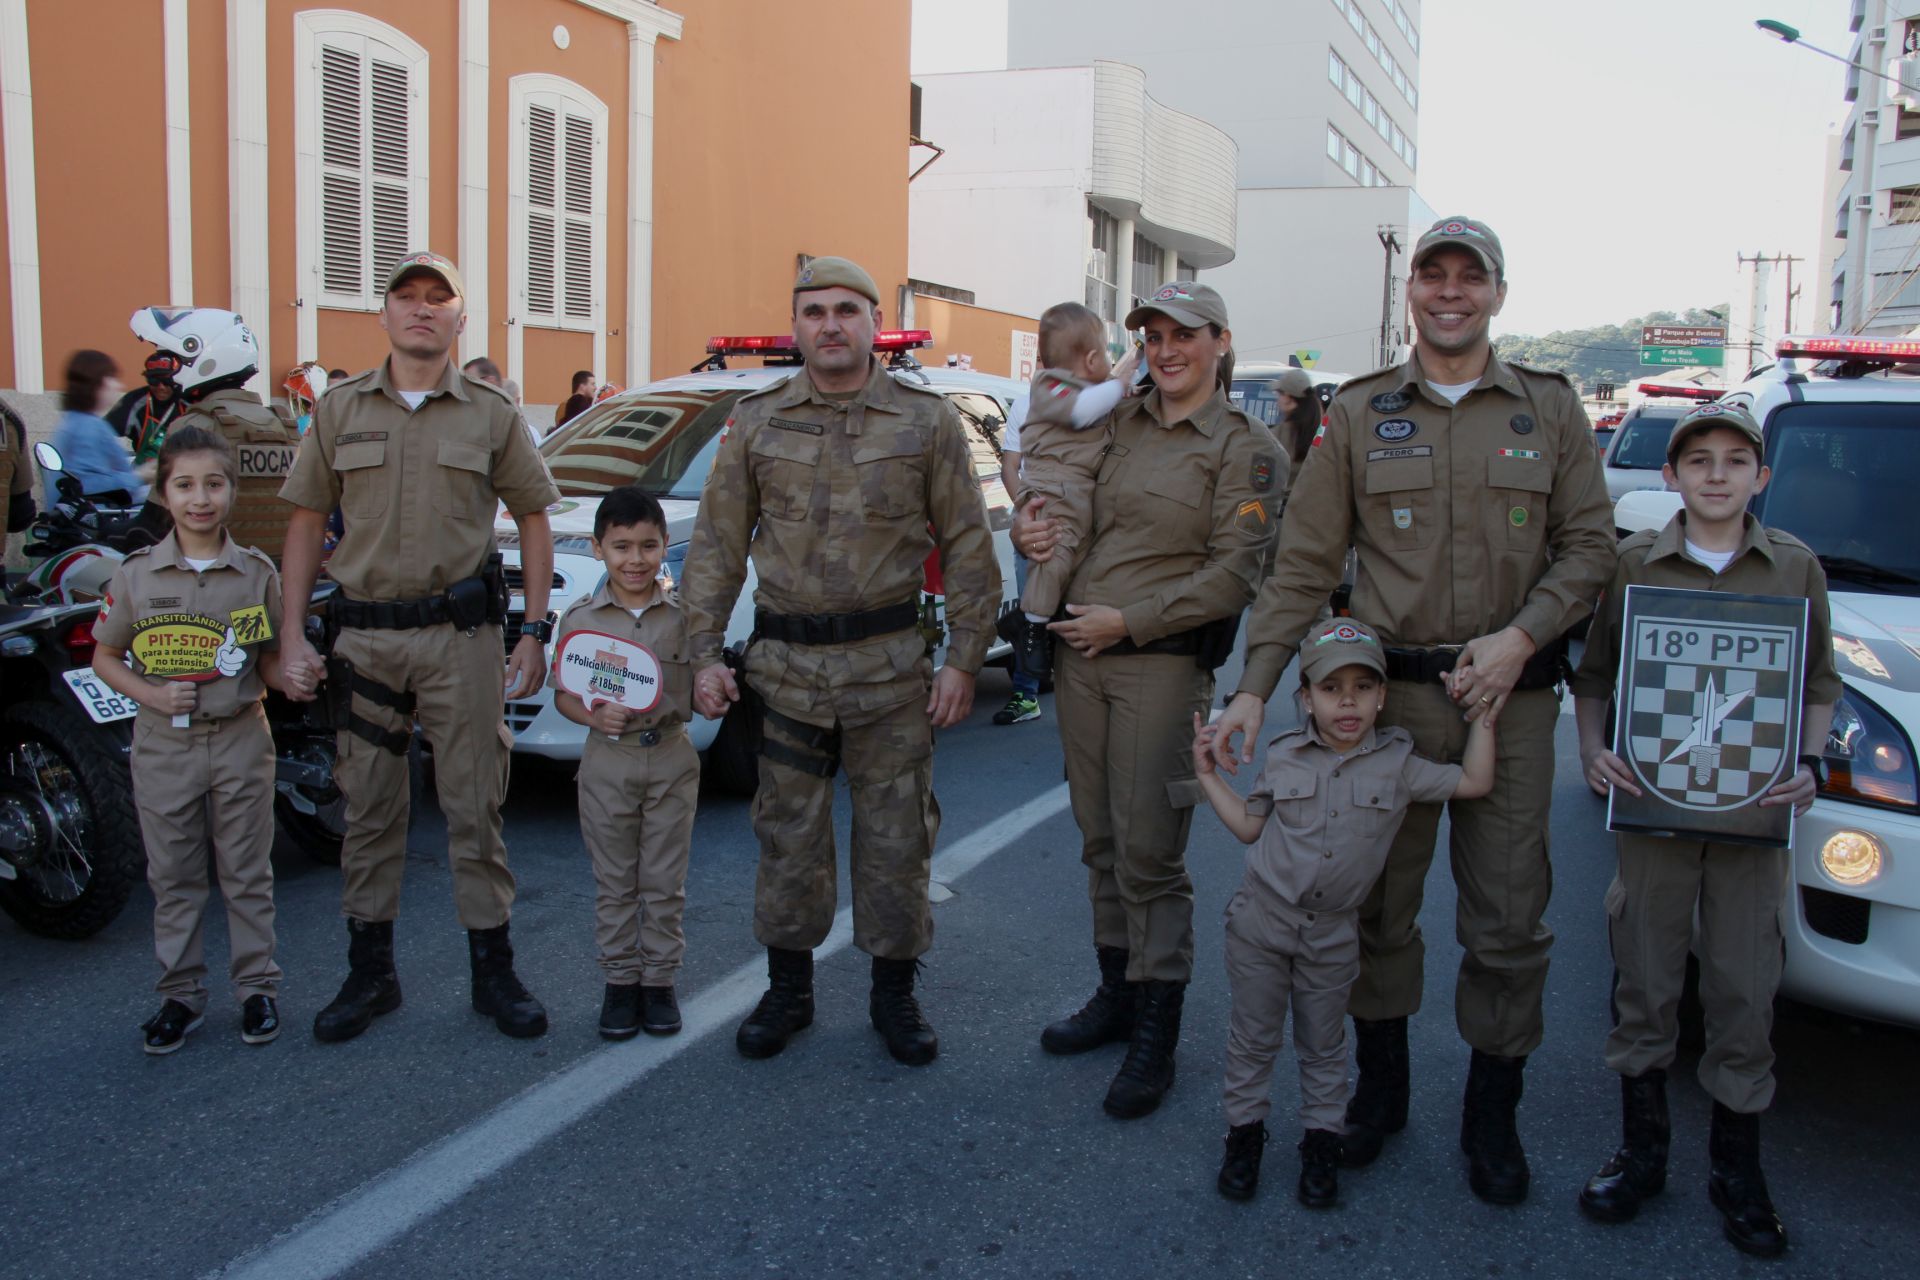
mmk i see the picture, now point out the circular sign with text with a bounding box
[553,629,663,713]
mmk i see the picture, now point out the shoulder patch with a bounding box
[1251,453,1277,493]
[1369,389,1414,414]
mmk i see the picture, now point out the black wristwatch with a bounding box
[1798,753,1829,789]
[523,614,556,645]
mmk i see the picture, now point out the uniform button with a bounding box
[1306,912,1316,922]
[1333,770,1341,778]
[1288,788,1299,797]
[1324,851,1332,859]
[1370,795,1380,804]
[1314,890,1323,898]
[1330,810,1337,817]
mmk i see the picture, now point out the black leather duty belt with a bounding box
[1382,643,1566,691]
[1104,628,1206,658]
[753,601,918,646]
[335,595,456,630]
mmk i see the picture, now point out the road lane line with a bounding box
[207,783,1074,1280]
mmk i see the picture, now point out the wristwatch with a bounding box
[1798,753,1829,789]
[523,613,556,646]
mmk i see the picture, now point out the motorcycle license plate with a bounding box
[62,669,138,723]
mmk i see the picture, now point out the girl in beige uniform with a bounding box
[91,426,288,1054]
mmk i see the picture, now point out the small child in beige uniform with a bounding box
[552,486,699,1039]
[1008,301,1136,676]
[91,426,289,1054]
[1192,618,1495,1207]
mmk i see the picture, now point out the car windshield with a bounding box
[1609,412,1681,470]
[538,388,746,500]
[1758,402,1920,593]
[1231,379,1281,426]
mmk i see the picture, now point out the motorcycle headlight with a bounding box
[1824,688,1918,809]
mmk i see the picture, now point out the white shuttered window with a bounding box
[511,78,606,332]
[296,14,429,314]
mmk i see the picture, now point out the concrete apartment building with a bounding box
[0,0,913,414]
[1004,0,1434,375]
[1826,0,1920,335]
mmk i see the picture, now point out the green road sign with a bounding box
[1641,345,1726,367]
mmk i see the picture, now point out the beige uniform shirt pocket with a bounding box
[1363,454,1435,550]
[1269,764,1320,825]
[1487,454,1552,548]
[749,430,822,522]
[1350,778,1403,843]
[1142,461,1210,542]
[434,439,493,520]
[335,440,389,520]
[850,432,926,522]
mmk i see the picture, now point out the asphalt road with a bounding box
[3,647,1917,1280]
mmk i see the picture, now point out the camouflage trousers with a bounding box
[749,693,941,961]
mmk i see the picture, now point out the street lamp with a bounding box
[1755,18,1909,89]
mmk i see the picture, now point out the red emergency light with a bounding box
[1635,382,1724,400]
[704,329,935,358]
[1776,333,1920,361]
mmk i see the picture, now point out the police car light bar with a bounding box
[1635,382,1724,400]
[1776,334,1920,361]
[705,330,935,358]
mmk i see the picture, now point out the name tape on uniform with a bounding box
[553,629,663,713]
[236,442,299,479]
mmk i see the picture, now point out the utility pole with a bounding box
[1735,252,1804,373]
[1377,226,1402,367]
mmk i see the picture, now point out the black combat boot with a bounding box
[736,947,814,1059]
[1041,945,1137,1055]
[1103,980,1185,1119]
[1578,1069,1671,1223]
[1460,1050,1531,1205]
[1297,1129,1342,1208]
[467,923,549,1039]
[1340,1015,1410,1167]
[869,956,940,1065]
[312,918,401,1043]
[1708,1102,1788,1258]
[1216,1120,1267,1201]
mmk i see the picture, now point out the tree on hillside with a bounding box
[1495,306,1731,389]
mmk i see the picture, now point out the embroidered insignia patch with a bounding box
[1510,413,1536,435]
[1374,418,1417,443]
[1370,390,1413,414]
[1497,448,1542,460]
[1509,506,1529,527]
[1315,622,1366,646]
[1251,454,1276,492]
[768,417,824,436]
[1311,424,1327,448]
[1237,498,1269,527]
[1392,507,1412,530]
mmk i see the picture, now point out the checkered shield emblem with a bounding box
[1612,587,1809,838]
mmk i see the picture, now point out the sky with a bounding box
[909,0,1857,338]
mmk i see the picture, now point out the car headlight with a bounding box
[1819,830,1884,887]
[1823,687,1918,809]
[663,540,689,589]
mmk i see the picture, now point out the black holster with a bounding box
[723,643,766,753]
[324,655,414,755]
[1194,613,1242,672]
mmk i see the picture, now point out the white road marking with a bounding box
[206,784,1074,1280]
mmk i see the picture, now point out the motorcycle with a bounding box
[16,443,347,867]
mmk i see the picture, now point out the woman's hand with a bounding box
[1580,744,1640,799]
[1011,494,1058,563]
[1048,604,1128,657]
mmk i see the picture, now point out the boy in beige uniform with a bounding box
[92,427,286,1053]
[551,487,699,1040]
[277,251,561,1043]
[1006,302,1136,676]
[1194,618,1494,1208]
[1573,400,1839,1258]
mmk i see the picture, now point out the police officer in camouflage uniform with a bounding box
[1208,218,1615,1203]
[683,256,1001,1066]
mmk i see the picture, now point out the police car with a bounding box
[1601,382,1724,505]
[493,330,1023,791]
[1613,334,1920,1029]
[1228,360,1351,427]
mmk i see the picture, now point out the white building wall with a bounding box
[1209,185,1434,376]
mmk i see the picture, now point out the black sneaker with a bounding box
[641,985,682,1036]
[141,999,203,1056]
[599,983,643,1040]
[992,693,1041,726]
[240,994,281,1045]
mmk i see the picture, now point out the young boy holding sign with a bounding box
[1572,400,1840,1257]
[91,426,289,1054]
[551,486,699,1038]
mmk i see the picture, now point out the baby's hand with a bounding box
[1191,712,1218,775]
[1113,347,1140,386]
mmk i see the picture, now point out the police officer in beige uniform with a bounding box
[278,251,560,1042]
[129,307,299,559]
[1015,282,1283,1119]
[683,256,1000,1067]
[1209,217,1615,1202]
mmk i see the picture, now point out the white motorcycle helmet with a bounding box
[128,307,260,395]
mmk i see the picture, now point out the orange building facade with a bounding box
[0,0,912,406]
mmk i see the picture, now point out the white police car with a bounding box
[495,330,1023,791]
[1613,334,1920,1029]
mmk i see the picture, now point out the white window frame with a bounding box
[507,74,609,382]
[293,9,430,357]
[1327,124,1344,162]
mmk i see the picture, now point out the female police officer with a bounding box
[1014,283,1282,1118]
